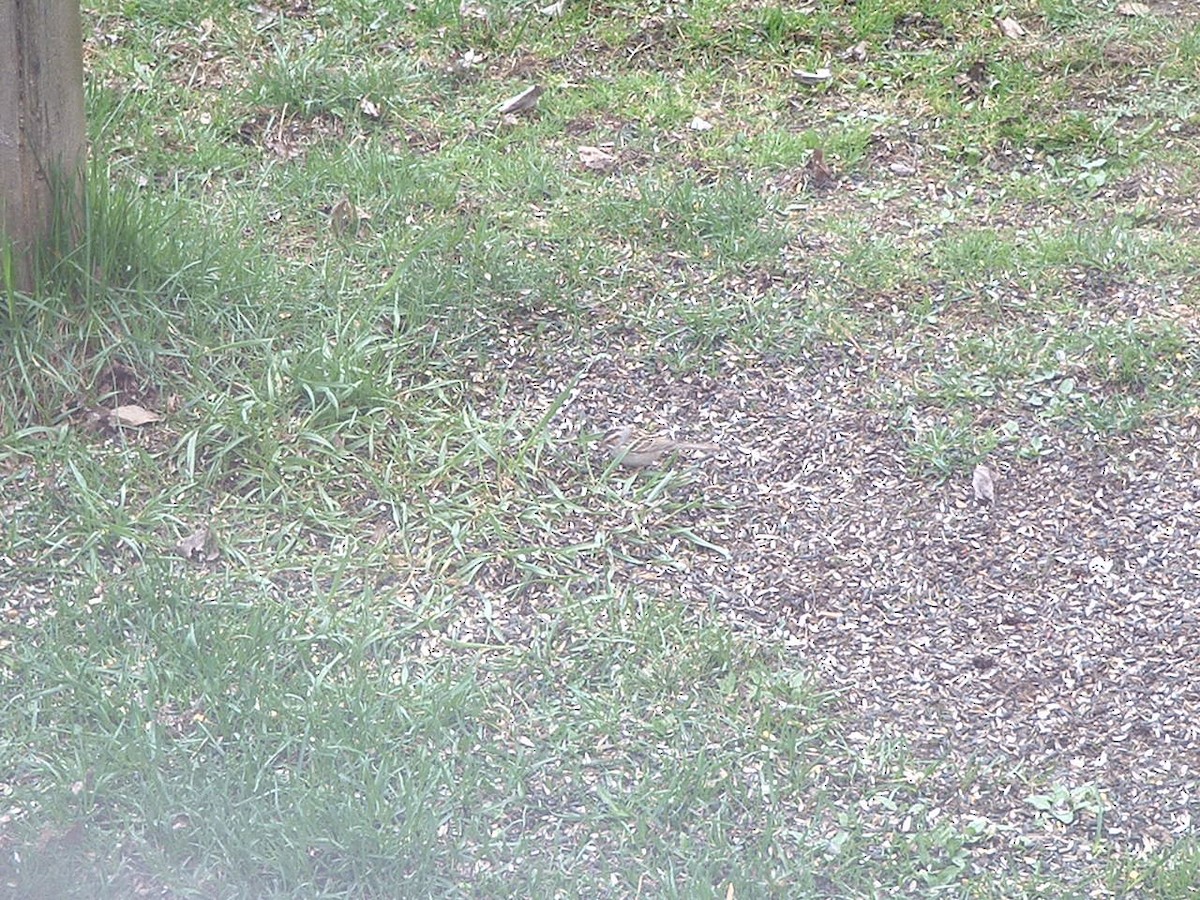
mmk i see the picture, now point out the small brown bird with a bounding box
[329,195,359,238]
[600,424,720,468]
[804,147,836,189]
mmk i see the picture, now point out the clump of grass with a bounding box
[0,160,225,427]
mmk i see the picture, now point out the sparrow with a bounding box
[600,424,720,468]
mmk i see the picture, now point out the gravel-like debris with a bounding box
[471,320,1200,873]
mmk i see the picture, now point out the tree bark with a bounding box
[0,1,87,293]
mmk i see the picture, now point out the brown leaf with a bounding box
[1116,1,1150,15]
[496,84,543,116]
[177,524,220,562]
[578,145,617,173]
[109,404,160,427]
[972,464,996,503]
[996,16,1025,38]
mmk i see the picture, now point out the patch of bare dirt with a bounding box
[233,109,346,160]
[1148,0,1200,24]
[885,11,956,52]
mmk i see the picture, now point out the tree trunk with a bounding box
[0,1,87,293]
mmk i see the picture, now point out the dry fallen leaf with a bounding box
[496,84,543,116]
[359,96,381,119]
[1116,1,1150,15]
[972,464,996,503]
[177,524,220,562]
[996,16,1026,38]
[330,196,358,238]
[578,145,617,173]
[794,67,832,85]
[109,404,160,427]
[688,115,713,132]
[539,0,565,16]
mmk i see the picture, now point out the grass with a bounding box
[3,0,1200,896]
[8,564,819,896]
